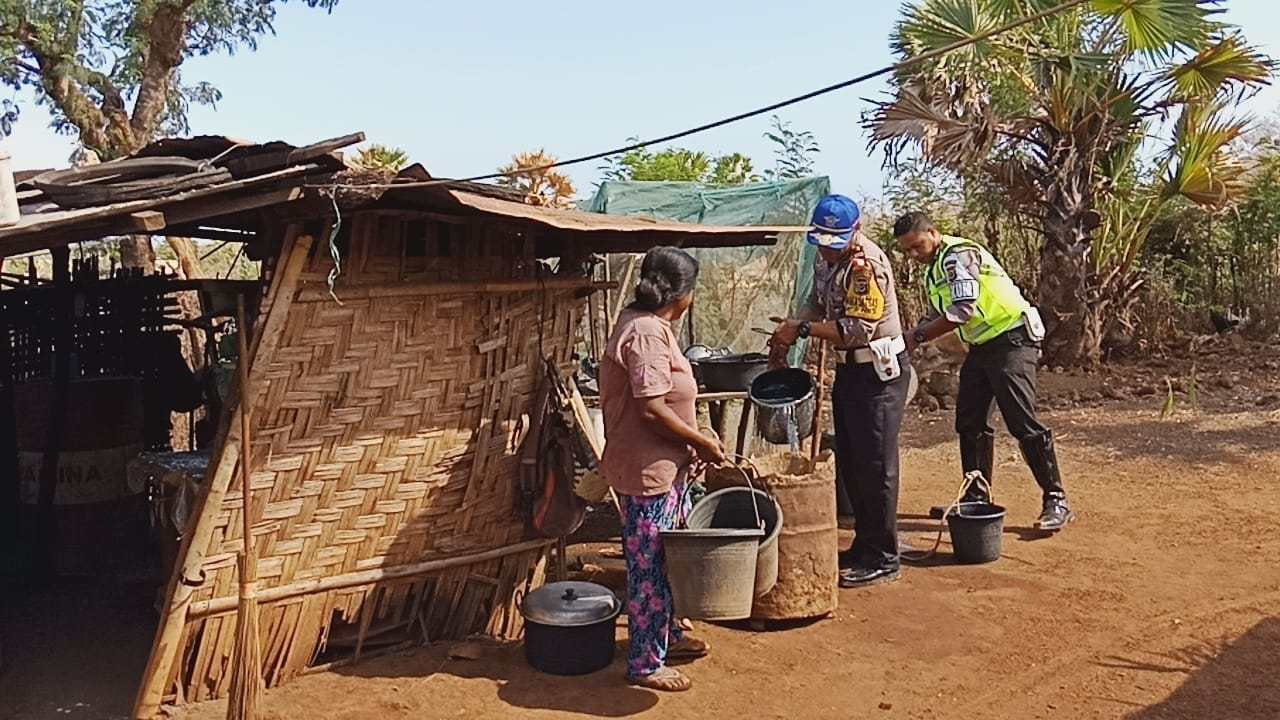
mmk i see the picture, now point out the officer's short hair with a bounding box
[893,212,935,238]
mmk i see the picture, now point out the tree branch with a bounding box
[15,20,115,154]
[129,2,195,146]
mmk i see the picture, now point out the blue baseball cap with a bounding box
[807,194,861,249]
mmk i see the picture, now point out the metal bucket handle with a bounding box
[681,455,764,534]
[725,453,764,533]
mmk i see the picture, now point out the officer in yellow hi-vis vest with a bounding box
[895,211,1075,531]
[771,195,911,589]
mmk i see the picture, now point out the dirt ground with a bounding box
[4,351,1279,720]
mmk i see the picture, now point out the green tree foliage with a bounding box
[764,115,820,181]
[1,0,339,270]
[599,140,760,185]
[0,1,338,154]
[867,0,1274,366]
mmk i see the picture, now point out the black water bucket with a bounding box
[946,502,1006,564]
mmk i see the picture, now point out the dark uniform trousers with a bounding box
[954,327,1065,502]
[831,352,910,571]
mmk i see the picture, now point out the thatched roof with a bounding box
[2,132,799,257]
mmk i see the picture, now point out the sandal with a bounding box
[631,666,692,692]
[668,635,711,659]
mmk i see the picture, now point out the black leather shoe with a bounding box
[838,565,900,589]
[1035,498,1076,531]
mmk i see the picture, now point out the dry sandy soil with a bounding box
[4,351,1279,720]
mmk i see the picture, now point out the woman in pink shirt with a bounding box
[599,246,726,692]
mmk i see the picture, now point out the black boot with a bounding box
[930,432,995,518]
[1019,431,1076,531]
[959,431,995,504]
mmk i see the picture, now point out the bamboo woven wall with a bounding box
[152,212,583,705]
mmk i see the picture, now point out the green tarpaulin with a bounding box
[583,177,830,360]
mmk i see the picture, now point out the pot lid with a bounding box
[521,581,620,627]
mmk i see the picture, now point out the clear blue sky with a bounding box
[4,0,1279,201]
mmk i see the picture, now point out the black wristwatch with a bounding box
[912,327,927,346]
[798,321,811,339]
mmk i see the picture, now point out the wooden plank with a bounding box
[0,164,313,241]
[186,538,556,618]
[295,277,615,303]
[127,211,167,232]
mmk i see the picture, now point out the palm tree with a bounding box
[352,144,410,173]
[497,149,577,209]
[866,0,1273,366]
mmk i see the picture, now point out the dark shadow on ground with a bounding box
[0,576,157,720]
[1050,415,1280,467]
[332,630,660,718]
[1103,616,1280,719]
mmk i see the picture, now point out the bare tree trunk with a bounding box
[1038,223,1103,368]
[119,235,156,274]
[165,237,205,451]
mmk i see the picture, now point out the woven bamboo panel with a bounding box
[170,214,580,700]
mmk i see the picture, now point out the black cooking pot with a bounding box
[697,352,770,392]
[520,581,621,675]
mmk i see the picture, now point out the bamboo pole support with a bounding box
[810,340,828,464]
[133,229,313,720]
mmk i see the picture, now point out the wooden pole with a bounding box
[133,228,311,720]
[809,340,828,464]
[35,246,72,580]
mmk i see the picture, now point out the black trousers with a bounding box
[955,328,1047,441]
[831,354,910,570]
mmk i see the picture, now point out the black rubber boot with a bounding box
[930,432,995,518]
[1019,431,1076,531]
[959,431,995,503]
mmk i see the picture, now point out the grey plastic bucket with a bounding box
[661,526,765,621]
[687,486,783,597]
[946,502,1006,564]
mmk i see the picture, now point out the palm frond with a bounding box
[868,88,999,170]
[1168,33,1274,100]
[1162,101,1248,207]
[1091,0,1222,57]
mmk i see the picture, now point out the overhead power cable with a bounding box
[319,0,1090,189]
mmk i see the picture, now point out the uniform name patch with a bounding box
[845,264,885,321]
[950,279,979,301]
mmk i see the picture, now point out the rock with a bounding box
[1133,385,1157,397]
[1214,375,1236,390]
[925,371,959,398]
[918,394,942,413]
[1101,385,1129,401]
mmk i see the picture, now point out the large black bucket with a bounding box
[946,502,1005,564]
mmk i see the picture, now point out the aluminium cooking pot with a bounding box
[520,581,621,675]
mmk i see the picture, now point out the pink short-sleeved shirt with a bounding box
[598,308,698,497]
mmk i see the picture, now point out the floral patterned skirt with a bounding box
[620,482,691,679]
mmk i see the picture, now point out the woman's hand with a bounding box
[694,435,727,466]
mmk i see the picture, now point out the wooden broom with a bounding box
[227,296,263,720]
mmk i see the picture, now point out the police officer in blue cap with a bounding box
[771,194,911,588]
